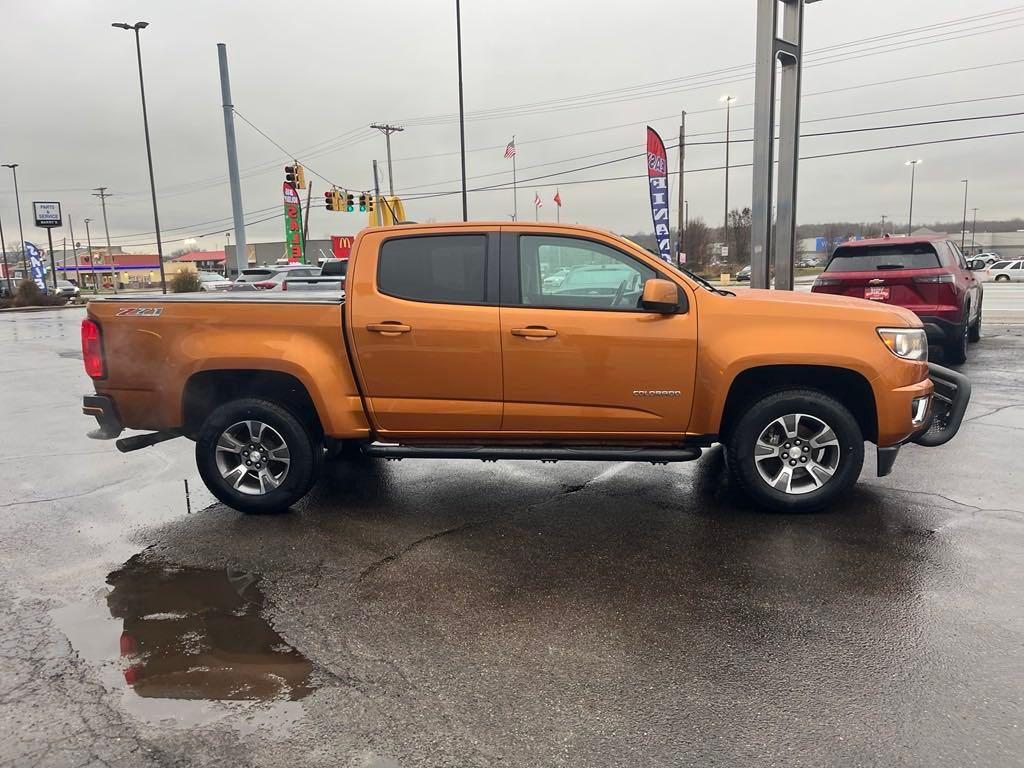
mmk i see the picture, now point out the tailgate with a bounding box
[818,269,941,310]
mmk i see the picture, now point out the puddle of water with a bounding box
[52,555,315,732]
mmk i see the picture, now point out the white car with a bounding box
[975,252,1002,266]
[988,260,1024,282]
[197,271,232,291]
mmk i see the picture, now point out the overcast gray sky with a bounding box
[1,0,1022,253]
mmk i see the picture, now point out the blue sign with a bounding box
[25,242,47,292]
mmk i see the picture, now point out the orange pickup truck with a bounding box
[81,222,970,514]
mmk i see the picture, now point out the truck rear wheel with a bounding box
[196,398,321,514]
[726,389,864,513]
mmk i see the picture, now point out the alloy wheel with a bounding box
[215,420,291,496]
[754,413,841,495]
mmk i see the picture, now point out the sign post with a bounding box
[33,202,62,291]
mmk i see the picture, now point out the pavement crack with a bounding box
[963,402,1024,424]
[877,484,1023,518]
[358,519,486,582]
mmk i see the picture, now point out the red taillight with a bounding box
[254,281,275,289]
[81,318,105,379]
[280,280,288,291]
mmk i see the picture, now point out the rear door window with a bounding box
[991,261,1010,270]
[826,243,941,272]
[378,234,488,304]
[237,270,273,282]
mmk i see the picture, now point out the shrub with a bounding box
[11,279,69,308]
[171,270,202,293]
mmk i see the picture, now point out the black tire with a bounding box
[196,398,320,514]
[726,389,864,513]
[944,313,969,365]
[968,301,982,343]
[994,274,1010,282]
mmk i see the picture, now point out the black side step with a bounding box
[116,430,182,453]
[361,444,702,464]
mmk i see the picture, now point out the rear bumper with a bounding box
[83,394,123,439]
[917,315,962,344]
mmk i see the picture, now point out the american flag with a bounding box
[553,190,562,207]
[534,191,543,208]
[504,137,516,159]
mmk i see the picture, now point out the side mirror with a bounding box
[969,259,985,271]
[641,279,679,313]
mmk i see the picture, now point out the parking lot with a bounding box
[1,306,1022,767]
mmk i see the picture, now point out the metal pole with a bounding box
[907,162,917,236]
[750,0,776,289]
[370,125,404,197]
[70,217,90,294]
[960,179,968,251]
[0,209,11,295]
[93,188,116,293]
[46,228,57,291]
[772,0,804,292]
[129,26,167,293]
[455,0,468,221]
[3,165,27,276]
[971,208,978,250]
[69,234,81,285]
[218,43,248,280]
[84,219,96,288]
[373,160,383,227]
[881,214,887,235]
[512,150,518,221]
[677,111,686,264]
[723,98,731,251]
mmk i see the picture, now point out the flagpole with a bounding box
[556,192,560,223]
[512,147,518,222]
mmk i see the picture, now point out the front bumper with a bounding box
[83,394,123,439]
[878,362,972,476]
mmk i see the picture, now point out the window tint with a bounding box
[237,269,273,282]
[518,235,656,310]
[991,261,1010,269]
[1012,262,1023,270]
[378,235,487,303]
[826,242,941,272]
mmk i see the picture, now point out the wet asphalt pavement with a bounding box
[1,308,1021,768]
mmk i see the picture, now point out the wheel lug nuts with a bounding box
[790,460,797,466]
[803,446,809,452]
[800,457,807,463]
[245,460,251,466]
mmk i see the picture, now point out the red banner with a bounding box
[646,127,672,263]
[331,235,354,259]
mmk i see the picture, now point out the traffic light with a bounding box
[285,163,306,189]
[324,188,341,212]
[285,165,297,187]
[345,192,355,213]
[358,193,367,213]
[367,194,375,213]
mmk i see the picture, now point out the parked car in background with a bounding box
[197,272,232,291]
[542,267,571,288]
[54,279,82,302]
[988,260,1024,282]
[228,265,319,291]
[736,265,751,282]
[812,236,983,364]
[975,252,1001,267]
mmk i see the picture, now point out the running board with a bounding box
[361,444,702,464]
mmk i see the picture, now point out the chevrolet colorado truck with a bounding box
[81,222,970,514]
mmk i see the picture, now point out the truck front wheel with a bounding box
[196,398,321,514]
[726,389,864,513]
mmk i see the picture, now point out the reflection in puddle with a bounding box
[53,555,315,731]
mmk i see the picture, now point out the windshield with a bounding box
[237,270,273,282]
[826,243,940,272]
[198,273,224,282]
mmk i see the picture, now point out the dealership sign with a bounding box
[283,182,305,263]
[645,127,672,263]
[33,201,62,228]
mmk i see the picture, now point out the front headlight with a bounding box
[877,327,928,361]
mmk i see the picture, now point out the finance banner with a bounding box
[645,127,672,263]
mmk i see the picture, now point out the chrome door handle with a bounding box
[366,322,411,335]
[511,327,557,339]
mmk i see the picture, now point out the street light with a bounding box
[960,179,969,252]
[904,159,922,236]
[2,164,26,276]
[455,0,468,221]
[721,95,736,256]
[112,20,167,293]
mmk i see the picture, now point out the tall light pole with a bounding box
[112,21,166,293]
[721,95,736,258]
[905,159,922,236]
[455,0,468,221]
[880,214,887,236]
[2,164,26,273]
[0,210,10,295]
[971,207,978,250]
[960,178,969,252]
[84,218,97,290]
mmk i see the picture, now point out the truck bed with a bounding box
[93,292,344,304]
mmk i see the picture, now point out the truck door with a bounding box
[348,230,502,435]
[499,231,697,437]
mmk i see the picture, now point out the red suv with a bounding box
[812,236,984,364]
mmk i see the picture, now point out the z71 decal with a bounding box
[115,307,163,317]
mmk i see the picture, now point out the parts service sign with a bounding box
[33,201,62,228]
[283,182,305,263]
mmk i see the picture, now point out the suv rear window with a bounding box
[826,243,941,272]
[991,261,1011,270]
[379,235,487,304]
[237,269,273,282]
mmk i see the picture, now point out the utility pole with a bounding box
[67,234,81,285]
[455,0,468,221]
[905,159,922,236]
[217,43,248,280]
[84,218,97,290]
[302,182,313,257]
[677,111,686,265]
[370,124,404,197]
[2,164,26,275]
[92,187,117,293]
[960,178,969,251]
[372,160,383,227]
[0,208,11,295]
[880,214,887,236]
[721,96,735,264]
